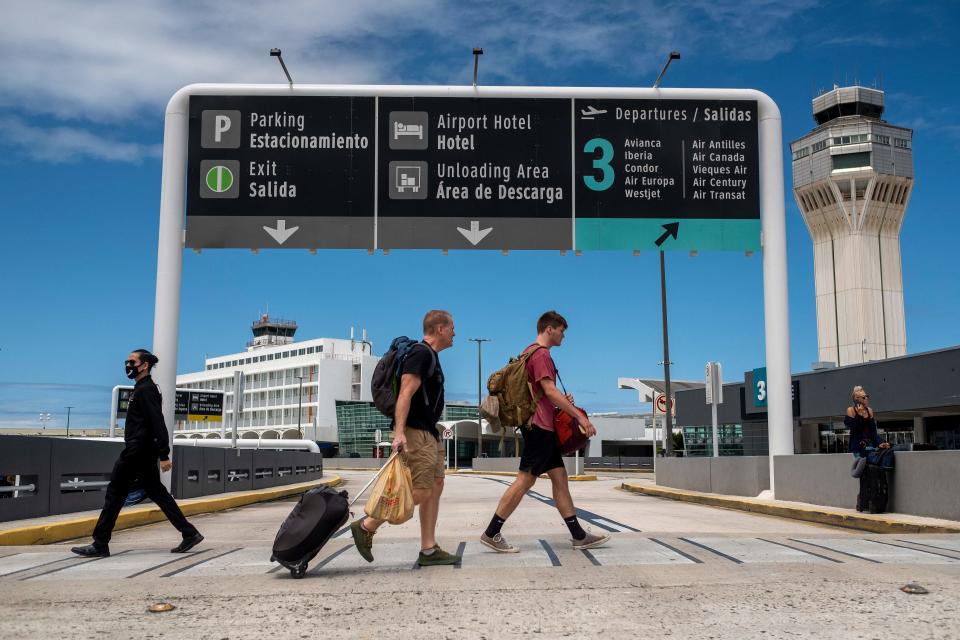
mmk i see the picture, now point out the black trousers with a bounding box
[92,448,198,546]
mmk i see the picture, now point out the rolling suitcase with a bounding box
[270,460,394,578]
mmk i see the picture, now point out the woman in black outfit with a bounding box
[844,385,890,459]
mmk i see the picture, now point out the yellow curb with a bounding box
[450,470,597,481]
[585,468,654,474]
[0,475,342,546]
[620,482,960,534]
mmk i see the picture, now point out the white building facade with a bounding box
[175,317,379,443]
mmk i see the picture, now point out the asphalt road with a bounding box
[2,471,958,639]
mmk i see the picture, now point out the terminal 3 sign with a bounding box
[186,93,759,252]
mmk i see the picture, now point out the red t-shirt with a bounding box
[523,343,556,431]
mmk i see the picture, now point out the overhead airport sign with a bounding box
[185,89,760,252]
[116,387,223,422]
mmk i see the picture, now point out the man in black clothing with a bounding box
[72,349,203,558]
[350,310,460,566]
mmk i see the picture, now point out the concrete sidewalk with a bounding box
[621,480,960,534]
[0,475,342,546]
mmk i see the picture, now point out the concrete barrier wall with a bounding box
[656,458,714,492]
[656,456,770,496]
[0,436,324,523]
[775,451,960,521]
[472,458,521,472]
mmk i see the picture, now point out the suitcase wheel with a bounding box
[290,562,308,579]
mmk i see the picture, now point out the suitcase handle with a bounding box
[348,452,401,507]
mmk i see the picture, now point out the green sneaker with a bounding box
[418,546,461,566]
[350,518,375,563]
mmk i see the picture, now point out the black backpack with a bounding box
[371,336,437,418]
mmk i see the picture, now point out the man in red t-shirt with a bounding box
[480,311,610,553]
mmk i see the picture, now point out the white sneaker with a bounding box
[480,532,519,553]
[571,531,610,550]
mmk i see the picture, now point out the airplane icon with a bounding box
[580,105,607,119]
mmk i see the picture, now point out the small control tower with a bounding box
[791,86,913,366]
[247,314,298,350]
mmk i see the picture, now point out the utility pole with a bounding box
[652,51,681,456]
[468,338,490,460]
[660,251,674,455]
[65,406,74,438]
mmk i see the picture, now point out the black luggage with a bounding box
[270,459,395,578]
[857,461,890,514]
[271,486,349,578]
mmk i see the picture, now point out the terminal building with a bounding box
[175,315,378,450]
[673,346,960,455]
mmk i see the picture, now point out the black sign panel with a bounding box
[186,96,376,248]
[187,392,224,422]
[180,91,762,252]
[117,388,222,422]
[376,97,571,249]
[575,99,759,219]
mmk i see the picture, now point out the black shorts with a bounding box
[518,425,565,477]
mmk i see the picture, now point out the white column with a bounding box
[152,90,190,490]
[758,98,793,497]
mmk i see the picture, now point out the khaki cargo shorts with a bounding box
[403,428,445,490]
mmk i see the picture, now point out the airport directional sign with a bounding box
[116,387,223,422]
[184,88,761,252]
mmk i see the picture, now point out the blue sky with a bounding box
[1,1,958,429]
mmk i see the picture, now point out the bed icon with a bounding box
[394,122,424,140]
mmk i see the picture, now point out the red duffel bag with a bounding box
[554,406,589,454]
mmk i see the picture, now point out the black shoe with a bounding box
[71,544,110,558]
[171,533,204,553]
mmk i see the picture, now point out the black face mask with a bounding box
[125,362,142,379]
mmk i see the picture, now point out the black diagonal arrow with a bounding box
[654,222,680,248]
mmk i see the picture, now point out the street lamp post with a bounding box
[39,412,52,432]
[65,406,74,438]
[294,375,304,439]
[468,338,491,460]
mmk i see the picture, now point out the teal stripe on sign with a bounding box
[575,218,761,252]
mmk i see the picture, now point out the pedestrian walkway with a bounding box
[4,533,959,581]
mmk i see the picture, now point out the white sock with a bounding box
[421,547,436,555]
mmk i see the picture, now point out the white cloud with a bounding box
[0,117,161,163]
[0,0,820,161]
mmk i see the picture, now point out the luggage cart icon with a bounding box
[395,165,421,193]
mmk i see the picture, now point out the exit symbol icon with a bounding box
[199,159,240,199]
[206,165,234,192]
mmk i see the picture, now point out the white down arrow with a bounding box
[456,220,493,246]
[263,219,300,245]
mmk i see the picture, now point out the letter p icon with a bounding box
[201,110,241,149]
[214,115,232,142]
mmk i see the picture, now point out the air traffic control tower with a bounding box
[791,86,913,366]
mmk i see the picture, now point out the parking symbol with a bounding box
[389,111,428,150]
[388,161,428,200]
[199,160,240,199]
[201,110,241,149]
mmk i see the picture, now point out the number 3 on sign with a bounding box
[756,380,766,403]
[583,138,614,191]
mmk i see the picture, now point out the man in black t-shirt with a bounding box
[351,310,460,566]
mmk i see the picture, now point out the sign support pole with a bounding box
[153,91,189,490]
[758,101,791,497]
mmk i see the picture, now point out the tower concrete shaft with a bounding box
[791,86,913,366]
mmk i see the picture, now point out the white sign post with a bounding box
[705,362,723,457]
